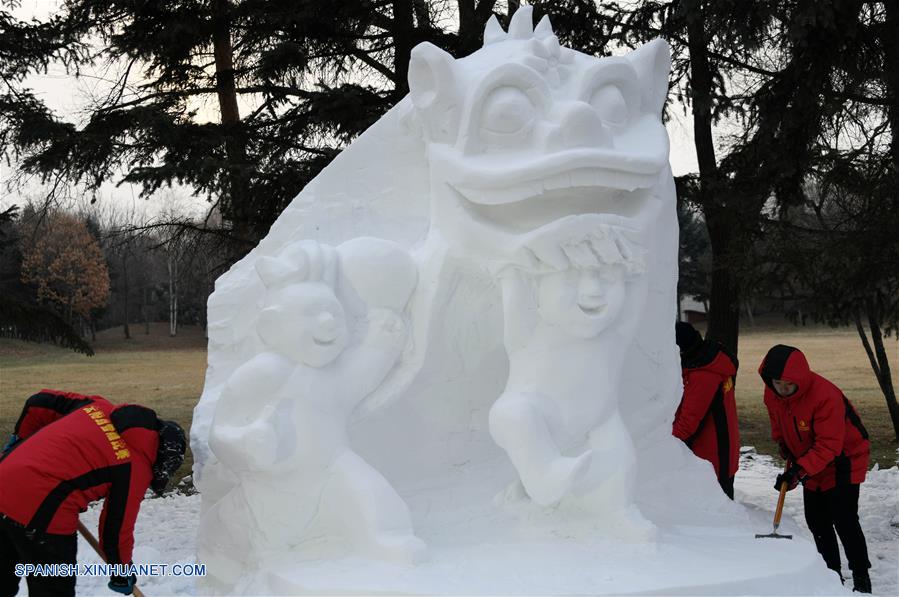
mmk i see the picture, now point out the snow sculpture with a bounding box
[404,10,669,529]
[193,7,842,595]
[198,238,423,590]
[488,221,648,524]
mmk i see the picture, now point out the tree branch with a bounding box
[349,48,396,82]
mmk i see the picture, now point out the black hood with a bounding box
[681,339,739,373]
[151,420,187,496]
[758,344,812,397]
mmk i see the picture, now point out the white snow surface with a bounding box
[27,449,895,596]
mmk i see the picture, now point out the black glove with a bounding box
[774,464,804,492]
[108,574,136,595]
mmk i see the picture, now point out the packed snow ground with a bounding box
[20,449,898,596]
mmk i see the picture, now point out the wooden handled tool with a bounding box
[755,460,794,540]
[77,521,147,597]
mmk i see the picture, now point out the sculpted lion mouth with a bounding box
[449,178,653,234]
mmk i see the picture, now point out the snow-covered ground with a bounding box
[734,449,899,597]
[20,450,898,596]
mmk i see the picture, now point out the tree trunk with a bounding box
[684,2,741,355]
[855,310,899,440]
[744,298,755,327]
[121,252,131,340]
[169,254,178,337]
[143,287,150,335]
[412,0,431,29]
[704,227,741,356]
[212,1,240,127]
[457,1,477,54]
[392,0,415,96]
[457,1,498,57]
[211,0,253,249]
[868,320,899,440]
[685,5,717,186]
[877,2,899,440]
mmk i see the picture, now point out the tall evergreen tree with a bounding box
[0,0,505,258]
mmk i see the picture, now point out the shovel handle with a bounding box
[772,460,791,529]
[77,521,146,597]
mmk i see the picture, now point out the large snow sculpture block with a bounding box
[192,7,845,595]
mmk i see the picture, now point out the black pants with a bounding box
[718,475,735,500]
[0,517,77,597]
[803,484,871,575]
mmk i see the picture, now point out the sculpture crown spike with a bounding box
[534,15,554,39]
[483,14,506,46]
[508,5,534,39]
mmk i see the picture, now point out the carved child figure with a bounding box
[489,219,654,539]
[199,238,423,590]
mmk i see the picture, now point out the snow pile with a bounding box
[33,454,895,595]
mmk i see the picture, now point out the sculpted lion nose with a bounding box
[546,102,611,151]
[557,101,608,149]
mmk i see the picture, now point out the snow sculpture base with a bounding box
[253,464,843,595]
[266,543,835,596]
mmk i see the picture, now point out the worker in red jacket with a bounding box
[759,345,871,593]
[673,322,740,499]
[0,390,186,597]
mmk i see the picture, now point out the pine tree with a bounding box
[0,1,504,258]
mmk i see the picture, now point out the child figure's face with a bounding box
[537,265,626,338]
[258,283,349,367]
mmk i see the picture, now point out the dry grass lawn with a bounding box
[1,320,896,486]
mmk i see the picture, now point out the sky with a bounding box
[1,1,702,223]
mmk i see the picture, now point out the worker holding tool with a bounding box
[758,345,872,593]
[673,322,740,499]
[0,389,187,596]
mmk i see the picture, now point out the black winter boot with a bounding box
[852,569,871,593]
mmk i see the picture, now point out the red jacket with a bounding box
[0,390,159,564]
[758,346,869,491]
[673,347,740,480]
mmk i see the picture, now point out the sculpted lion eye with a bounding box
[480,86,536,135]
[589,85,628,126]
